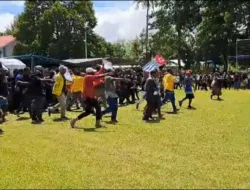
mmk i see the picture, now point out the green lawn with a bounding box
[1,90,250,189]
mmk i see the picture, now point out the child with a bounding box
[179,70,195,109]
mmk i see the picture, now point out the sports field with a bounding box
[1,90,250,189]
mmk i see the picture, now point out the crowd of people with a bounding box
[0,62,248,128]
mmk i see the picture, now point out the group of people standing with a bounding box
[0,62,226,128]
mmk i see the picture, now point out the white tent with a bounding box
[0,62,8,71]
[0,58,26,75]
[168,59,185,67]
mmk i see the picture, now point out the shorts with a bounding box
[0,98,8,112]
[164,91,175,102]
[185,93,194,99]
[0,98,8,107]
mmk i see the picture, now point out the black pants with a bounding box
[175,82,182,89]
[31,96,45,120]
[129,89,136,103]
[144,98,155,119]
[17,94,32,116]
[118,89,130,104]
[200,83,208,91]
[77,98,101,121]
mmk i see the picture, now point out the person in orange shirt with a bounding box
[69,70,85,110]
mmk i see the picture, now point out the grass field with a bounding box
[1,90,250,189]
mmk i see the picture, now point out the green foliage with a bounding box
[10,0,114,59]
[135,0,250,70]
[5,0,250,66]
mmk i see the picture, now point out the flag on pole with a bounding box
[64,67,73,82]
[103,59,113,70]
[142,60,160,72]
[155,54,167,66]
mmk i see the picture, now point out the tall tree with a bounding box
[134,0,156,60]
[151,0,202,68]
[196,0,245,71]
[11,0,112,60]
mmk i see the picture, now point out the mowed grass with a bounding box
[1,90,250,189]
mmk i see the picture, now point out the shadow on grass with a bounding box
[145,120,160,124]
[53,118,70,122]
[144,117,161,123]
[74,127,114,133]
[103,121,128,126]
[103,115,111,118]
[16,117,30,121]
[186,107,197,110]
[213,98,224,101]
[166,111,180,115]
[0,129,4,136]
[70,110,83,113]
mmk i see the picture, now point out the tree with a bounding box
[196,0,245,71]
[11,0,111,60]
[134,0,156,58]
[151,0,202,68]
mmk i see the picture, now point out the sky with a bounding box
[0,1,147,42]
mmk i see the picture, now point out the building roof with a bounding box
[0,35,16,48]
[5,54,73,67]
[64,58,103,64]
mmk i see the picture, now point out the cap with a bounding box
[86,67,97,73]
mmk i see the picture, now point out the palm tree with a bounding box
[134,0,155,59]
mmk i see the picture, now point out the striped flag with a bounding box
[142,60,160,72]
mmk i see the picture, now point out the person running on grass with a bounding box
[179,70,195,109]
[101,72,128,123]
[70,67,111,129]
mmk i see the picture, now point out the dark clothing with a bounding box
[0,78,8,97]
[102,97,118,121]
[144,77,161,119]
[31,96,45,120]
[162,90,177,111]
[29,76,46,97]
[145,78,159,100]
[77,98,101,121]
[185,93,194,99]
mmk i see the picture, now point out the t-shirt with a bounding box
[29,76,45,97]
[104,76,118,98]
[93,67,104,87]
[163,73,174,92]
[184,76,193,94]
[84,75,101,98]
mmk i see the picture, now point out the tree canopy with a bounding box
[4,0,250,70]
[9,0,121,59]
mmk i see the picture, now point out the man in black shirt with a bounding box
[17,70,52,124]
[15,67,32,117]
[0,69,8,122]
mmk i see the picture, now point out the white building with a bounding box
[0,35,16,58]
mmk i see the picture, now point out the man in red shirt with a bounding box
[70,67,110,128]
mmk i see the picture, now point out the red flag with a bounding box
[155,55,167,66]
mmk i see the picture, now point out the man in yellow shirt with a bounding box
[48,65,68,119]
[162,69,178,113]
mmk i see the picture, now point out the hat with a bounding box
[186,70,192,74]
[59,65,67,71]
[86,67,97,73]
[34,65,44,72]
